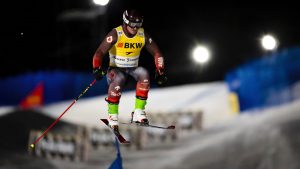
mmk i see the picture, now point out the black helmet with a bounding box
[123,9,143,28]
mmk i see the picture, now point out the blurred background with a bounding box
[1,0,300,169]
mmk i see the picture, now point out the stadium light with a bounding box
[261,34,278,51]
[93,0,110,6]
[192,45,211,64]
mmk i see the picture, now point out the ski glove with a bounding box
[93,67,105,80]
[155,69,168,86]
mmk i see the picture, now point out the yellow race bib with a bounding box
[109,26,145,67]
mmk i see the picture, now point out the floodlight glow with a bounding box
[93,0,109,6]
[192,46,210,64]
[261,34,277,51]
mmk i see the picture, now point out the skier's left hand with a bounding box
[155,69,168,86]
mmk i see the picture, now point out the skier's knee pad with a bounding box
[107,85,122,103]
[105,97,120,104]
[136,80,150,98]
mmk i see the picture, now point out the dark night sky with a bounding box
[2,0,300,86]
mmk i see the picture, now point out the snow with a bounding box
[2,81,300,169]
[38,81,235,128]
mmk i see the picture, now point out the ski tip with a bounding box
[167,125,175,129]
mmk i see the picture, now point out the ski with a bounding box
[120,122,175,130]
[100,119,130,144]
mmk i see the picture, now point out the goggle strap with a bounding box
[123,14,130,24]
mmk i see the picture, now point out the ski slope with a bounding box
[46,96,300,169]
[1,81,300,169]
[122,99,300,169]
[37,81,235,128]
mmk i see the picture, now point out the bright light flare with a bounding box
[192,46,210,64]
[261,34,278,51]
[93,0,109,6]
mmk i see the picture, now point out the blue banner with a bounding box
[225,47,300,111]
[0,70,108,106]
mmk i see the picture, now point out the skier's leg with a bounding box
[129,67,150,124]
[106,68,126,128]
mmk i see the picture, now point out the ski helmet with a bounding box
[123,9,143,28]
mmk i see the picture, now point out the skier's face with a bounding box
[126,25,138,35]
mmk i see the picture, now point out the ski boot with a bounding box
[131,109,149,125]
[108,114,119,132]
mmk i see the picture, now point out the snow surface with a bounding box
[38,81,235,128]
[46,97,300,169]
[2,81,300,169]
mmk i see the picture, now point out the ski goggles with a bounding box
[123,15,143,28]
[127,22,143,28]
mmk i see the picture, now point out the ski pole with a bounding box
[30,79,97,149]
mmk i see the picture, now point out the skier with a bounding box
[92,9,167,130]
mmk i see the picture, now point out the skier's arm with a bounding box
[92,29,118,80]
[144,31,167,85]
[92,29,118,69]
[144,31,165,75]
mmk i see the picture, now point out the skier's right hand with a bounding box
[93,67,105,80]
